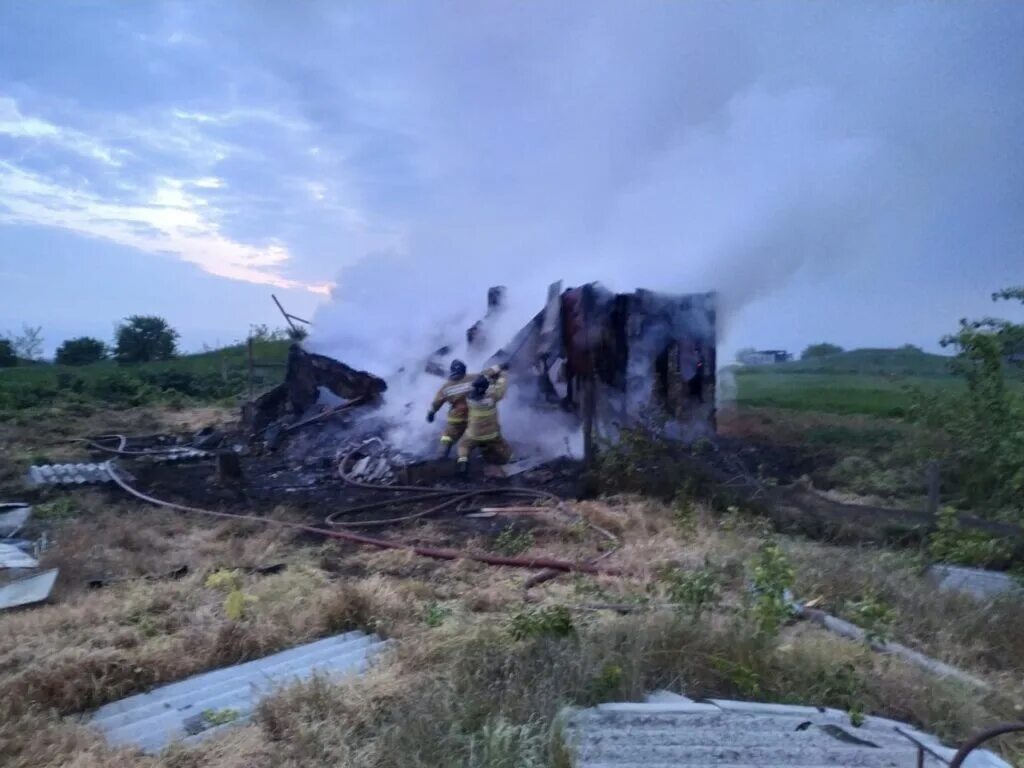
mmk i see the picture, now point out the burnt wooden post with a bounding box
[215,450,244,486]
[926,460,941,519]
[582,376,596,471]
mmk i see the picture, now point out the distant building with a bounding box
[738,349,791,366]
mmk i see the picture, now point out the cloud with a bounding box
[0,96,123,166]
[0,161,330,292]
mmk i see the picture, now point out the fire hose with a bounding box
[104,460,619,575]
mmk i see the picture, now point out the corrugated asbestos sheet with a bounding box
[929,564,1024,600]
[91,630,387,752]
[0,568,58,609]
[563,692,1011,768]
[27,463,111,486]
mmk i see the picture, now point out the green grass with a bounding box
[733,371,962,418]
[0,340,289,412]
[760,348,956,377]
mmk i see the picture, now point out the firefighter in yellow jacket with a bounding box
[457,365,512,476]
[427,359,475,457]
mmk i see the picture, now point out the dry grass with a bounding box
[4,418,1024,768]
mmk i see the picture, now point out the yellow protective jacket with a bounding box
[431,373,477,424]
[466,370,508,441]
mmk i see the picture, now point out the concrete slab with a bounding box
[0,568,58,610]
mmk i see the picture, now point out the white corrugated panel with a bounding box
[563,694,1010,768]
[90,630,388,753]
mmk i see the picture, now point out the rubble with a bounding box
[0,503,31,537]
[243,344,386,436]
[490,282,717,443]
[0,542,38,569]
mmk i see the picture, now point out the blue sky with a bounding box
[1,2,1022,361]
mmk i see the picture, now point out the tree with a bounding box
[115,316,179,363]
[914,286,1024,519]
[801,343,843,360]
[0,338,16,367]
[55,336,108,366]
[7,324,43,360]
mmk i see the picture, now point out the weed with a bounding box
[201,707,240,726]
[462,716,548,768]
[492,526,534,556]
[34,497,78,521]
[586,662,624,703]
[929,506,1016,567]
[508,606,575,641]
[713,658,762,698]
[663,566,719,618]
[847,592,896,646]
[205,568,252,620]
[425,603,451,628]
[748,537,794,638]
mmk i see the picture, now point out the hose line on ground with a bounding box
[104,460,619,576]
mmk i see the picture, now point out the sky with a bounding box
[0,1,1022,362]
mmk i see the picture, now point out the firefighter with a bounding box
[427,359,475,457]
[457,365,512,476]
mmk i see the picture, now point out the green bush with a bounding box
[0,338,16,367]
[55,336,108,365]
[115,315,178,363]
[801,343,844,360]
[913,287,1024,519]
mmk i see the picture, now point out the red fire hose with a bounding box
[105,461,618,576]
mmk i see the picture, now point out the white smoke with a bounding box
[305,2,1024,456]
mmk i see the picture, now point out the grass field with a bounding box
[732,370,962,417]
[0,340,289,412]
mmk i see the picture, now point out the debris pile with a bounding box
[0,503,58,610]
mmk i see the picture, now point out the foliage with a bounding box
[34,497,78,521]
[507,605,575,641]
[205,569,252,620]
[201,707,240,726]
[913,287,1024,519]
[55,336,108,366]
[929,507,1016,567]
[461,717,549,768]
[0,338,16,367]
[586,663,624,702]
[8,324,44,360]
[748,538,794,638]
[425,603,451,628]
[664,566,719,618]
[492,525,535,556]
[801,342,844,360]
[115,315,179,363]
[248,324,293,342]
[846,592,896,646]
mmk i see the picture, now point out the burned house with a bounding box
[246,281,716,460]
[489,282,717,443]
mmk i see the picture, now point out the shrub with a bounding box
[114,315,178,363]
[508,606,575,641]
[748,538,794,638]
[55,336,107,365]
[913,287,1024,519]
[801,343,844,360]
[0,338,15,367]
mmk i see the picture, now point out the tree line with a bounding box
[0,315,180,367]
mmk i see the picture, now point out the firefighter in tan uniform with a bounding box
[427,360,476,457]
[457,365,512,476]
